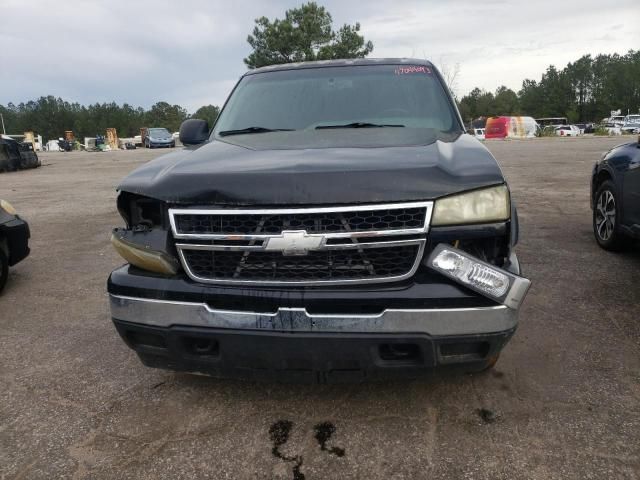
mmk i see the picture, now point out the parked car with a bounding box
[108,59,531,382]
[602,123,622,135]
[143,128,175,148]
[0,200,30,293]
[591,135,640,249]
[0,136,40,172]
[472,128,485,140]
[555,125,580,137]
[621,115,640,134]
[575,123,595,134]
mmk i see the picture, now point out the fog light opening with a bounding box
[379,343,421,363]
[183,337,219,357]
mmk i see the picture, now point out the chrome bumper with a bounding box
[109,294,518,336]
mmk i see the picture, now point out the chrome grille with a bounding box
[170,202,433,285]
[174,207,426,236]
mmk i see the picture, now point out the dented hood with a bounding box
[117,130,505,205]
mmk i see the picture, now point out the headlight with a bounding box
[431,185,510,226]
[111,232,178,275]
[0,199,17,215]
[427,244,530,309]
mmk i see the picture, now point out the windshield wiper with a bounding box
[316,122,405,130]
[218,126,294,137]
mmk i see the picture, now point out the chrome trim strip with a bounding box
[175,240,426,286]
[109,294,518,336]
[175,238,424,252]
[169,201,434,240]
[170,228,429,241]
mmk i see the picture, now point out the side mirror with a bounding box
[179,119,209,145]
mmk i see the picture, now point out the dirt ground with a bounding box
[1,137,639,479]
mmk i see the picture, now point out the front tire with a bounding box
[593,180,625,250]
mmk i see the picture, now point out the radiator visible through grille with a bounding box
[170,202,433,286]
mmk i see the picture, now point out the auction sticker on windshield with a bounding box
[394,65,432,75]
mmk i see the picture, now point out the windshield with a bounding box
[149,128,169,135]
[213,65,460,139]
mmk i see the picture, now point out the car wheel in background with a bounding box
[0,248,8,293]
[593,180,625,250]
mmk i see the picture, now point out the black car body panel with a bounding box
[1,219,30,266]
[0,137,40,172]
[118,132,505,205]
[591,139,640,237]
[0,205,30,293]
[0,209,30,266]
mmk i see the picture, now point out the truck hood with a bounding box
[117,131,505,205]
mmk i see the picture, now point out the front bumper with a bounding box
[148,139,174,147]
[109,292,518,382]
[113,319,515,382]
[109,293,517,336]
[108,252,525,381]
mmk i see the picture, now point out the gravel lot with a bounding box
[1,137,639,479]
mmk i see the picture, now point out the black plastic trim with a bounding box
[0,215,30,266]
[113,319,515,383]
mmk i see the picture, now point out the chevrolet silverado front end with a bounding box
[107,59,530,382]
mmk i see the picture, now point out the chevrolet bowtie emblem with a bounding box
[264,230,324,256]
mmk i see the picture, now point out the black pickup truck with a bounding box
[108,59,530,382]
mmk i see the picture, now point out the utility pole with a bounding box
[0,113,5,135]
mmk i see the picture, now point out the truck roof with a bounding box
[246,58,435,75]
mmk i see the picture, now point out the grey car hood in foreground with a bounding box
[118,131,505,205]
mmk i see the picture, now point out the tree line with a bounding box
[0,2,371,143]
[457,50,640,123]
[0,97,220,142]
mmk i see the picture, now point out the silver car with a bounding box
[144,128,175,148]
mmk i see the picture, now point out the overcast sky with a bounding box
[1,0,638,111]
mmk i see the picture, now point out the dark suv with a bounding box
[591,136,640,249]
[108,59,530,382]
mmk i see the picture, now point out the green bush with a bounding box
[536,126,556,137]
